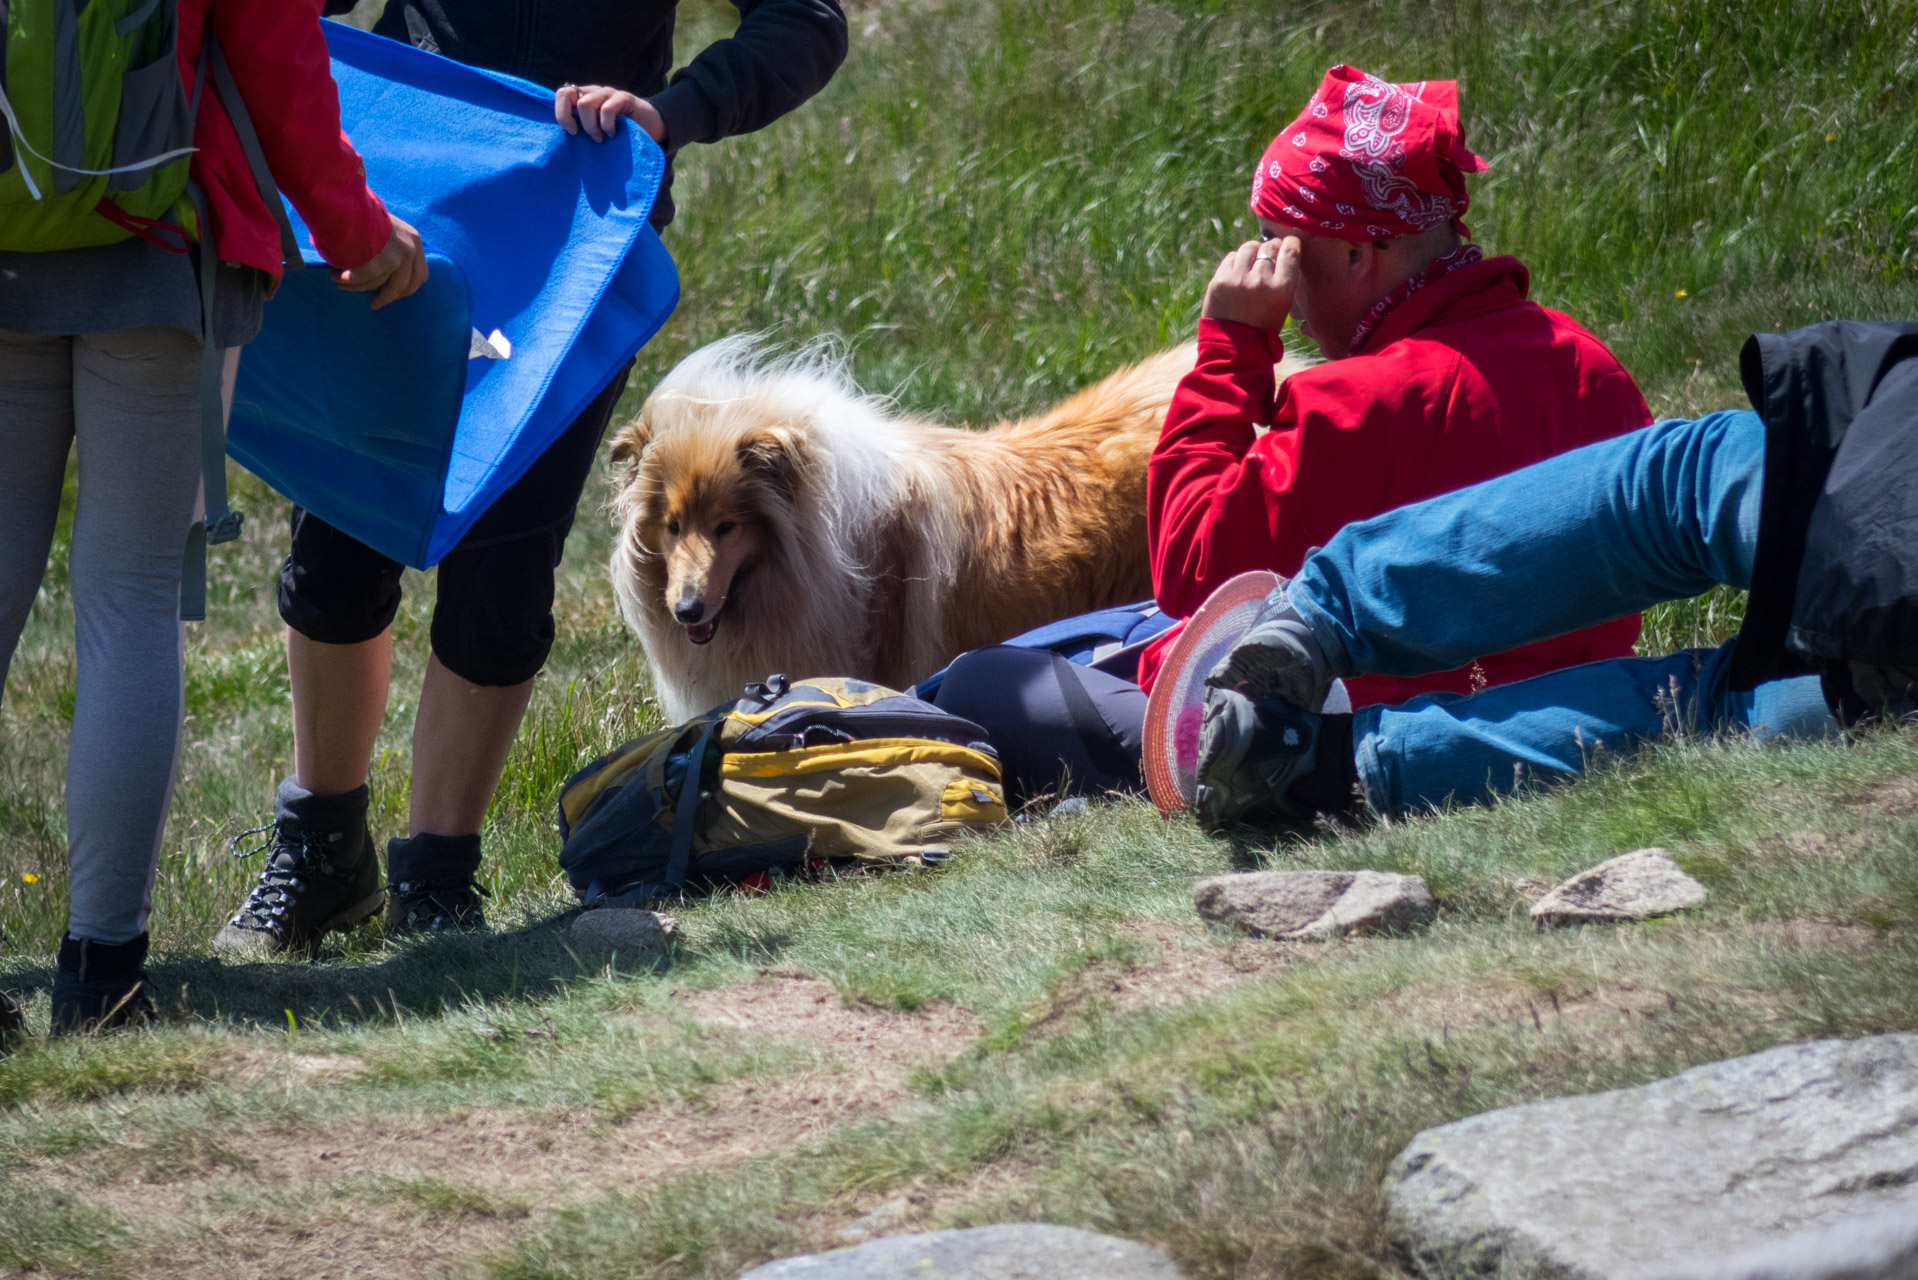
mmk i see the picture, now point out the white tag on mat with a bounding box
[468,328,513,359]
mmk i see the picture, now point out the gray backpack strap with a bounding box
[179,29,312,620]
[202,32,302,274]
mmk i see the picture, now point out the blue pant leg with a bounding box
[1292,410,1766,679]
[1353,640,1835,816]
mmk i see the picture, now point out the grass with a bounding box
[2,0,1916,1275]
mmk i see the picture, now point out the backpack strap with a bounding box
[661,720,720,891]
[178,29,308,619]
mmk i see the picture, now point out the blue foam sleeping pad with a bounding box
[227,20,678,569]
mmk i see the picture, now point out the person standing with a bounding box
[0,0,426,1030]
[215,0,847,953]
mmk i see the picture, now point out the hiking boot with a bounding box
[1204,578,1335,711]
[213,781,383,956]
[51,932,157,1036]
[386,832,488,937]
[1192,688,1325,831]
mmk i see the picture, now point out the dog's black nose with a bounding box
[673,599,705,624]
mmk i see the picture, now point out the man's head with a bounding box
[1265,218,1461,359]
[1250,67,1485,358]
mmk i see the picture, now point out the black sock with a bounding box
[386,832,483,886]
[58,931,149,981]
[1288,713,1360,818]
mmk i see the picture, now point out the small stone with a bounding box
[738,1224,1188,1279]
[1382,1035,1918,1279]
[1194,869,1435,940]
[570,907,677,957]
[1531,847,1706,926]
[835,1194,918,1244]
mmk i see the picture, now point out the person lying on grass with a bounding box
[933,65,1653,807]
[1187,320,1918,829]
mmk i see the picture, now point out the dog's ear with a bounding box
[736,426,805,503]
[608,418,652,477]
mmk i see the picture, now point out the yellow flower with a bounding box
[22,873,39,883]
[1825,132,1836,142]
[1675,289,1688,298]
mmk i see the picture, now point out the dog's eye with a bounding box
[714,521,736,538]
[666,519,680,536]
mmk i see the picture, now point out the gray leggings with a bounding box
[0,327,208,944]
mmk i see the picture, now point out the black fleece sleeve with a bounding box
[647,0,848,152]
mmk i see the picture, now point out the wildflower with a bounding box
[1675,289,1688,298]
[1825,132,1836,142]
[22,873,39,883]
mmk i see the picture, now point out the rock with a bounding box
[1650,1205,1918,1280]
[738,1224,1187,1279]
[1193,869,1435,939]
[569,907,676,957]
[835,1195,919,1244]
[1383,1035,1918,1279]
[1530,847,1706,926]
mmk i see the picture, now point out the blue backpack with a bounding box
[912,601,1177,701]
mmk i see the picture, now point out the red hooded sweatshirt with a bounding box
[1141,253,1650,706]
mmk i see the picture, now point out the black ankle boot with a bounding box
[0,988,23,1051]
[213,780,384,956]
[386,833,489,936]
[51,932,157,1036]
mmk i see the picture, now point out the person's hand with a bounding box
[332,214,428,310]
[555,84,667,144]
[1201,236,1300,331]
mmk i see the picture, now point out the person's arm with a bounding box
[558,0,847,148]
[212,0,426,304]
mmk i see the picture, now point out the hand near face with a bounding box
[1201,236,1300,332]
[555,84,667,144]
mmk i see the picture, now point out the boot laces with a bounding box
[227,820,345,929]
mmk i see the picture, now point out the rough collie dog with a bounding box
[608,337,1202,721]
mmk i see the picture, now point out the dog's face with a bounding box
[610,403,803,647]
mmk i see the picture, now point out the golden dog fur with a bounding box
[608,337,1204,720]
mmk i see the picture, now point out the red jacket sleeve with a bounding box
[213,0,391,269]
[1148,318,1437,620]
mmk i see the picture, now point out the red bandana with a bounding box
[1250,65,1487,243]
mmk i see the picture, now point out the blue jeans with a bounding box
[1286,411,1838,815]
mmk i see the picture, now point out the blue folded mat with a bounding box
[228,20,678,569]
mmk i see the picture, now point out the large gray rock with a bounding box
[1531,847,1706,926]
[1194,869,1435,939]
[1384,1035,1918,1279]
[738,1224,1187,1279]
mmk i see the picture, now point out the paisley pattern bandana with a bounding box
[1346,243,1484,355]
[1250,65,1488,244]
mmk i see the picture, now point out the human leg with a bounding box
[0,332,79,690]
[1353,640,1836,816]
[47,327,207,1028]
[930,646,1147,807]
[214,507,401,953]
[385,365,632,931]
[1220,410,1767,701]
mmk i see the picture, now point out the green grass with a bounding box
[2,0,1916,1274]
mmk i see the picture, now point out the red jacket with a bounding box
[1141,255,1650,707]
[175,0,391,279]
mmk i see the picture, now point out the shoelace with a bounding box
[394,880,490,927]
[227,821,338,930]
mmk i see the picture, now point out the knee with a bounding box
[278,510,405,645]
[428,534,562,687]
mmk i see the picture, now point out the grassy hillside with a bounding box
[2,1,1915,1276]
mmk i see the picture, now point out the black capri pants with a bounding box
[931,646,1148,808]
[278,364,633,688]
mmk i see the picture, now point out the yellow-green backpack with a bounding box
[558,676,1008,905]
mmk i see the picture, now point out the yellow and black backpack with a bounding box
[557,676,1007,905]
